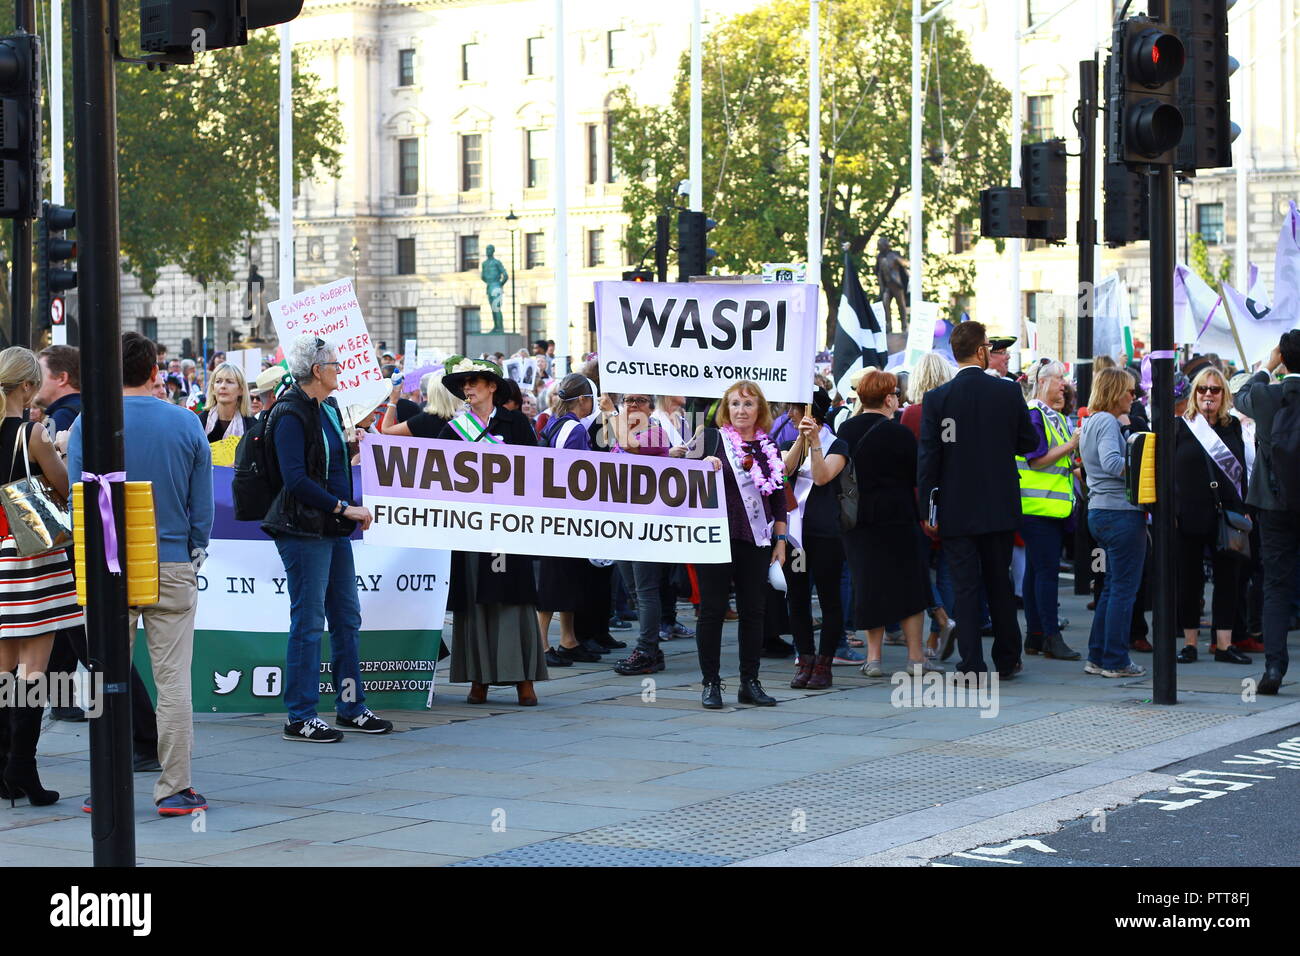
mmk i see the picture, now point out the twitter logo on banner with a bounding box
[213,670,242,695]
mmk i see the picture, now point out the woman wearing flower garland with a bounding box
[438,356,547,706]
[691,380,788,709]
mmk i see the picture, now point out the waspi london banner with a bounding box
[594,280,818,403]
[361,433,730,563]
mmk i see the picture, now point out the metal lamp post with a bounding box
[1178,177,1193,264]
[350,236,360,289]
[506,207,519,335]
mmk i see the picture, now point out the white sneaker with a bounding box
[922,659,946,674]
[860,660,884,678]
[1101,663,1146,678]
[1083,660,1104,675]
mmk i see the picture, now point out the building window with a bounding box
[462,306,482,337]
[606,114,619,183]
[460,235,480,271]
[587,229,605,268]
[607,29,627,69]
[1197,202,1225,244]
[140,317,158,342]
[527,36,545,75]
[398,308,418,346]
[396,238,416,275]
[461,134,482,192]
[525,231,545,269]
[1025,95,1053,141]
[398,48,415,87]
[586,124,599,185]
[398,138,418,195]
[461,42,479,82]
[527,129,549,189]
[526,305,547,342]
[1026,0,1060,27]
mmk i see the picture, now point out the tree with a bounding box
[610,0,1009,341]
[1189,232,1233,290]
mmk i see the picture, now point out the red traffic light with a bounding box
[1130,28,1184,87]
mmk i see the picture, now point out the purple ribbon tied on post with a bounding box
[82,471,126,574]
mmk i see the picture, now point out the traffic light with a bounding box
[1172,0,1239,172]
[1021,139,1068,242]
[677,210,717,282]
[979,186,1028,239]
[0,33,41,219]
[38,202,77,330]
[139,1,304,58]
[1108,16,1186,165]
[622,268,653,282]
[1103,162,1150,247]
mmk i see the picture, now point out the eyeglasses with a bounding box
[1196,385,1223,395]
[623,396,651,407]
[316,361,343,371]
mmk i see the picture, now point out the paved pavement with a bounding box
[2,584,1298,866]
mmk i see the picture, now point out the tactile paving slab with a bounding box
[456,703,1237,866]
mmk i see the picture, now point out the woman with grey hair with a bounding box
[262,334,392,742]
[1018,358,1082,661]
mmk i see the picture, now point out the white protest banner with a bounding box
[361,433,731,563]
[899,301,940,371]
[594,280,818,403]
[1092,273,1131,364]
[403,339,419,368]
[269,277,390,416]
[232,348,262,384]
[1032,293,1077,367]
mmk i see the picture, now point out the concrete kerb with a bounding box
[730,699,1300,867]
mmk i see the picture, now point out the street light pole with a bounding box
[506,207,519,335]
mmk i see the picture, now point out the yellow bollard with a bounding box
[73,481,159,606]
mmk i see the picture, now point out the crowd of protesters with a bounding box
[3,322,1299,820]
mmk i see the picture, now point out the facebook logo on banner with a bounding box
[251,667,282,698]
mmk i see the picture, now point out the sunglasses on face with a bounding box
[1197,385,1223,395]
[623,396,651,406]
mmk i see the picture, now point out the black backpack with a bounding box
[231,409,281,521]
[1269,389,1300,511]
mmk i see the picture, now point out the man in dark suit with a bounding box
[1235,331,1300,695]
[918,321,1040,677]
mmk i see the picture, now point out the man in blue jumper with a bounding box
[69,333,213,816]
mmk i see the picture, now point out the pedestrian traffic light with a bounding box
[677,210,717,282]
[1108,16,1186,165]
[1103,163,1150,247]
[622,268,653,282]
[979,187,1027,239]
[0,33,41,219]
[1172,0,1239,172]
[139,1,304,58]
[38,202,77,332]
[1021,139,1068,242]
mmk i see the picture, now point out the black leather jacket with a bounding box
[260,384,355,539]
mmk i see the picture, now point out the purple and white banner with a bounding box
[360,433,731,563]
[594,280,818,403]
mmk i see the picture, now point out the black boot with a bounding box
[701,680,724,710]
[737,677,777,706]
[0,679,11,801]
[4,681,60,807]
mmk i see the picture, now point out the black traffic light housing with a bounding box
[677,210,716,282]
[0,33,41,219]
[1171,0,1238,172]
[1102,162,1150,247]
[980,187,1028,239]
[1107,16,1186,165]
[1022,139,1068,242]
[138,1,304,61]
[622,268,653,282]
[38,202,77,329]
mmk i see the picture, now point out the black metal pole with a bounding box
[1074,57,1098,596]
[1149,162,1178,706]
[655,213,669,283]
[72,0,135,863]
[9,0,35,347]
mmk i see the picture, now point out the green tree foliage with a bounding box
[1189,232,1233,289]
[610,0,1009,339]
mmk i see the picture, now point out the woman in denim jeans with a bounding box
[1078,367,1147,678]
[263,335,393,742]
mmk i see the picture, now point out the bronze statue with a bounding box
[481,244,508,333]
[874,237,909,334]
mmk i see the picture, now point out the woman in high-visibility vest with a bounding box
[1018,361,1082,662]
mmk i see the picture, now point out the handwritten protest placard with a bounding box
[269,278,390,416]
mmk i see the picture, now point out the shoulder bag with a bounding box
[0,421,74,557]
[1202,449,1252,561]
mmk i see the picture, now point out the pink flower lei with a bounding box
[722,425,784,496]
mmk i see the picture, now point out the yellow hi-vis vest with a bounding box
[1018,400,1074,518]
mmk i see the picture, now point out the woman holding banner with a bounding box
[439,356,548,706]
[780,389,849,689]
[692,381,788,708]
[537,374,604,667]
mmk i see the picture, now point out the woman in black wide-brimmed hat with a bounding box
[438,356,548,706]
